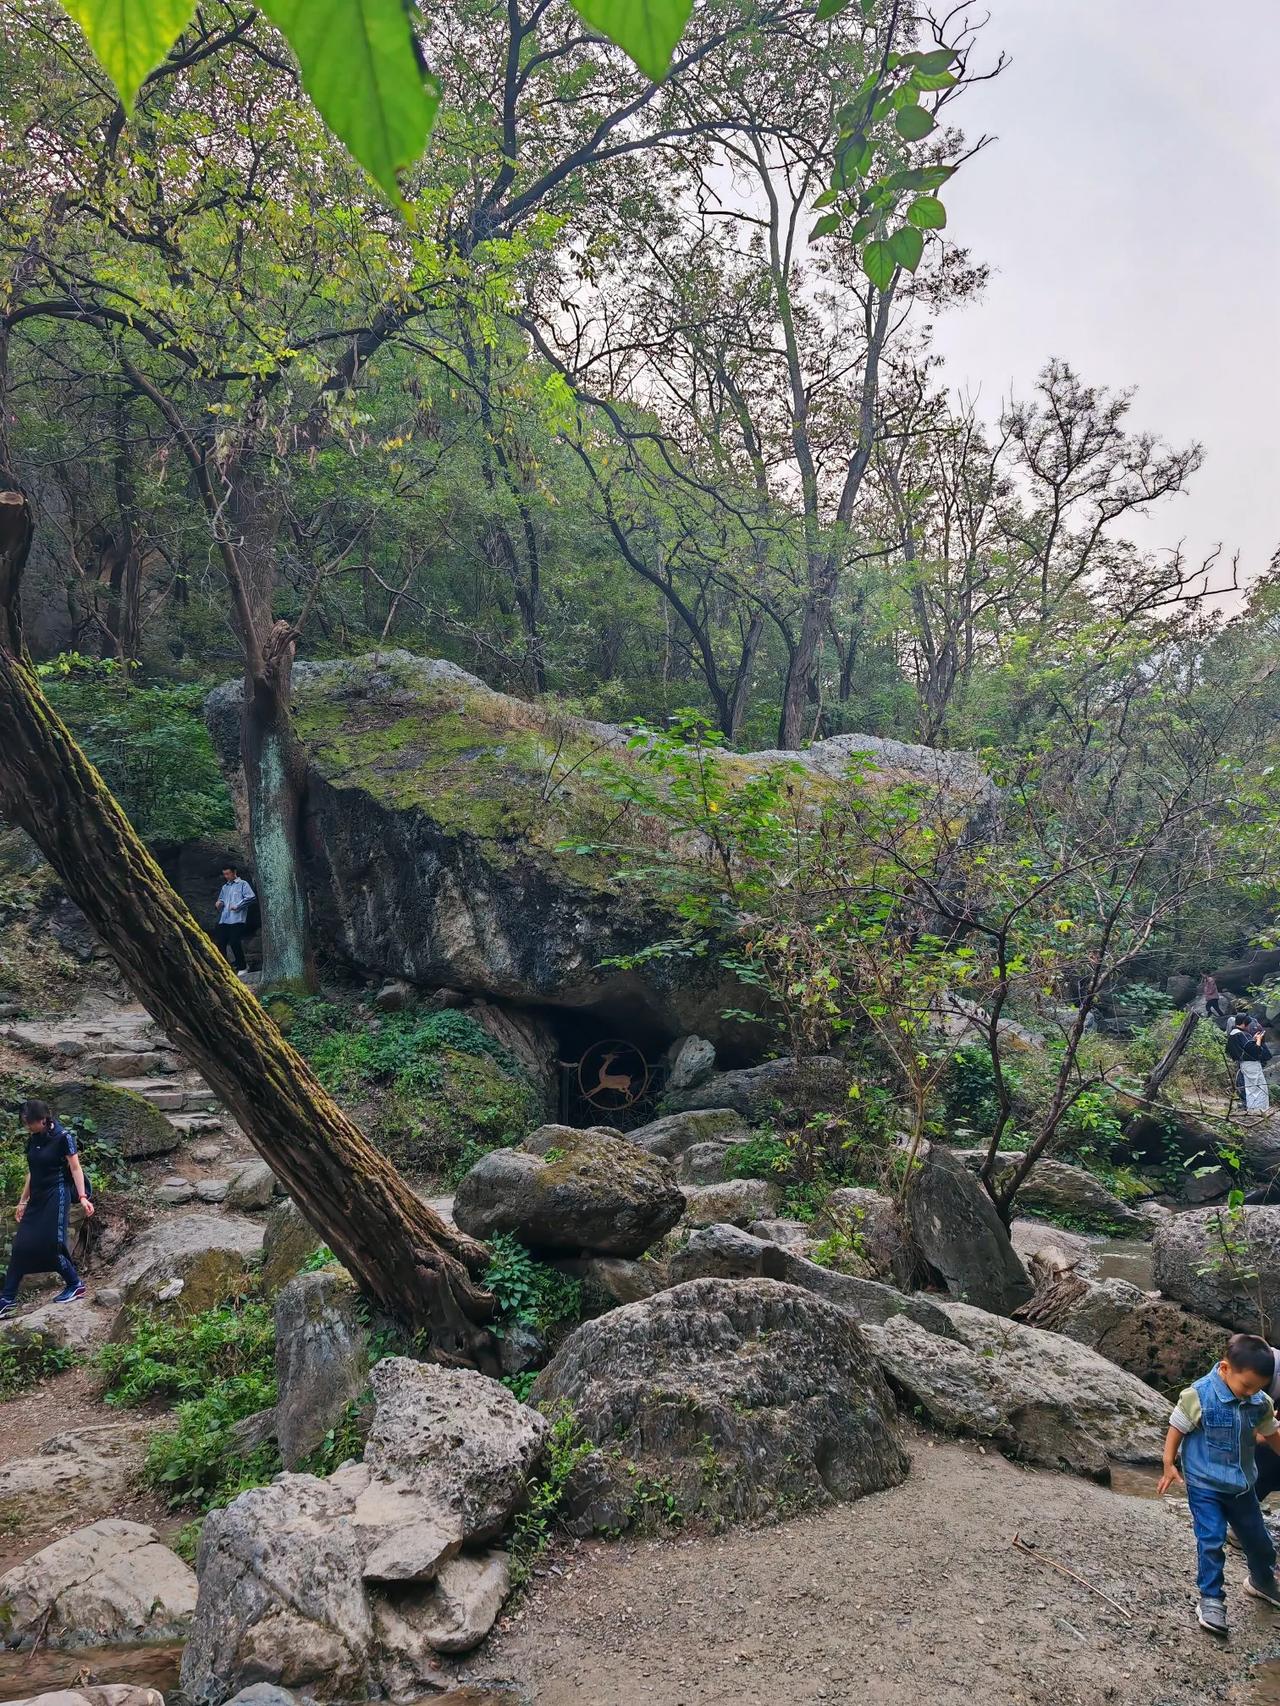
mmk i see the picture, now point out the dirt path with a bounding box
[485,1434,1279,1706]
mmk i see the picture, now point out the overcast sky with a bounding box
[931,0,1280,597]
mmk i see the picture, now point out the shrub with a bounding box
[508,1403,595,1586]
[0,1336,78,1399]
[483,1234,582,1333]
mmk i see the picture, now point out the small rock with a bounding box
[95,1287,122,1309]
[195,1179,230,1204]
[664,1035,717,1093]
[374,980,414,1013]
[680,1178,782,1227]
[191,1141,223,1163]
[155,1279,185,1303]
[155,1181,196,1207]
[226,1159,275,1212]
[415,1551,511,1654]
[225,1688,302,1706]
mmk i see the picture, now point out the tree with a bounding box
[0,473,496,1364]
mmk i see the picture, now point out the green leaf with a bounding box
[910,68,956,91]
[862,239,896,289]
[569,0,695,82]
[259,0,440,203]
[907,194,946,229]
[810,212,843,239]
[888,224,924,270]
[60,0,198,108]
[816,0,852,17]
[895,104,936,141]
[812,188,839,208]
[860,0,877,15]
[915,47,957,74]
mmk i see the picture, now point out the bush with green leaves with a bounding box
[483,1234,582,1335]
[508,1403,595,1587]
[0,1336,78,1399]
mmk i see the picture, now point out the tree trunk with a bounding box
[0,481,495,1365]
[778,565,830,749]
[242,635,313,990]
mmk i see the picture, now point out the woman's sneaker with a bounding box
[1197,1596,1229,1635]
[1247,1575,1280,1609]
[53,1282,86,1304]
[0,1298,14,1319]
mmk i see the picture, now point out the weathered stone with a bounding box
[0,1520,195,1649]
[154,1179,195,1206]
[225,1159,277,1212]
[228,1408,279,1457]
[453,1128,683,1258]
[623,1108,747,1160]
[0,1425,153,1538]
[497,1321,548,1376]
[955,1149,1145,1231]
[111,1213,263,1331]
[261,1198,324,1296]
[662,1055,850,1123]
[748,1218,812,1249]
[864,1300,1168,1478]
[667,1223,954,1336]
[812,1187,914,1288]
[664,1035,716,1093]
[374,979,414,1013]
[362,1359,548,1543]
[1152,1206,1280,1332]
[531,1278,910,1527]
[680,1178,782,1227]
[225,1687,302,1706]
[1010,1217,1095,1270]
[556,1448,635,1538]
[195,1179,230,1204]
[274,1269,370,1471]
[411,1551,511,1655]
[11,1690,164,1706]
[12,1081,178,1161]
[904,1143,1033,1316]
[554,1254,668,1308]
[0,1295,97,1356]
[678,1140,748,1184]
[191,1141,223,1163]
[1017,1267,1225,1391]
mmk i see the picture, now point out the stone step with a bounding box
[127,1077,220,1114]
[167,1112,225,1136]
[83,1050,178,1080]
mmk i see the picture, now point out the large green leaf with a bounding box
[259,0,440,203]
[888,224,924,271]
[862,239,896,290]
[894,104,936,141]
[569,0,695,82]
[907,194,947,229]
[61,0,197,108]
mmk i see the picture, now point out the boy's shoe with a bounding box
[0,1298,14,1319]
[53,1282,86,1304]
[1197,1596,1229,1635]
[1247,1576,1280,1609]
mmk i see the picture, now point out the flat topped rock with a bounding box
[0,1519,196,1649]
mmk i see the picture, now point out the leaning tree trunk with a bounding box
[0,480,495,1366]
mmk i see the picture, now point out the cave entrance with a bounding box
[547,1006,673,1131]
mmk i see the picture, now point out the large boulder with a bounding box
[11,1692,164,1706]
[661,1056,849,1122]
[1016,1266,1224,1391]
[0,1077,178,1162]
[1152,1206,1280,1332]
[530,1278,910,1528]
[261,1198,324,1296]
[0,1294,98,1357]
[955,1150,1145,1232]
[207,653,986,1048]
[864,1300,1168,1478]
[904,1143,1033,1315]
[111,1214,264,1331]
[182,1364,547,1704]
[274,1269,370,1471]
[667,1223,954,1336]
[623,1108,747,1159]
[0,1424,153,1539]
[811,1187,914,1288]
[663,1035,716,1093]
[0,1520,196,1648]
[679,1178,782,1227]
[453,1127,683,1257]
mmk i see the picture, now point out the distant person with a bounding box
[1158,1334,1280,1635]
[1228,1017,1272,1114]
[1203,974,1226,1021]
[0,1099,93,1317]
[214,864,255,976]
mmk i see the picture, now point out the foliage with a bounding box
[483,1234,583,1334]
[0,1336,78,1399]
[508,1401,595,1587]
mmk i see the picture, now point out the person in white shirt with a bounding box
[214,864,255,974]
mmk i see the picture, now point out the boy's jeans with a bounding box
[1186,1479,1277,1598]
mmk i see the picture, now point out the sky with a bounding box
[930,0,1280,599]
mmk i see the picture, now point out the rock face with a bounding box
[865,1300,1168,1478]
[181,1362,547,1705]
[1017,1268,1224,1391]
[662,1056,850,1122]
[111,1214,264,1330]
[624,1109,747,1159]
[0,1424,153,1538]
[11,1690,164,1706]
[530,1278,910,1528]
[453,1128,683,1257]
[668,1224,954,1336]
[956,1150,1144,1231]
[679,1178,782,1227]
[274,1270,370,1471]
[904,1144,1033,1316]
[0,1520,196,1648]
[812,1187,914,1289]
[261,1198,324,1296]
[208,653,987,1046]
[1152,1206,1280,1333]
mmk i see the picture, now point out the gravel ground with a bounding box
[484,1432,1280,1706]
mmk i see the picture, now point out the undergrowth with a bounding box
[0,1336,78,1399]
[483,1233,583,1334]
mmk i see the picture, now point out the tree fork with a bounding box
[0,479,495,1366]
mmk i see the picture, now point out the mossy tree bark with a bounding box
[0,478,496,1367]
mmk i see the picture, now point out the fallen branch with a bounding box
[1011,1532,1133,1621]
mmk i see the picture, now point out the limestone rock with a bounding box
[154,1180,195,1207]
[225,1688,302,1706]
[12,1690,164,1706]
[374,979,414,1013]
[1,1295,98,1356]
[812,1187,914,1288]
[531,1277,910,1527]
[1152,1206,1280,1332]
[0,1425,153,1538]
[363,1359,548,1542]
[1017,1267,1225,1391]
[554,1254,668,1308]
[904,1143,1033,1316]
[0,1520,195,1648]
[274,1269,370,1470]
[748,1218,812,1249]
[261,1198,324,1296]
[664,1035,716,1092]
[662,1055,850,1122]
[680,1178,782,1227]
[111,1214,263,1330]
[667,1223,953,1336]
[453,1128,683,1257]
[195,1179,230,1204]
[678,1140,748,1184]
[225,1159,277,1212]
[955,1149,1145,1231]
[411,1551,511,1654]
[8,1080,178,1161]
[865,1300,1168,1478]
[624,1108,747,1159]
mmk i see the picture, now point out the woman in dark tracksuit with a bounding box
[0,1099,93,1315]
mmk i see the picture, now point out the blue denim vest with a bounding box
[1181,1368,1272,1494]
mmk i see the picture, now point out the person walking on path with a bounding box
[1203,974,1226,1022]
[214,864,255,975]
[0,1099,93,1316]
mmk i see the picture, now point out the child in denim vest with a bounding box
[1159,1333,1280,1634]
